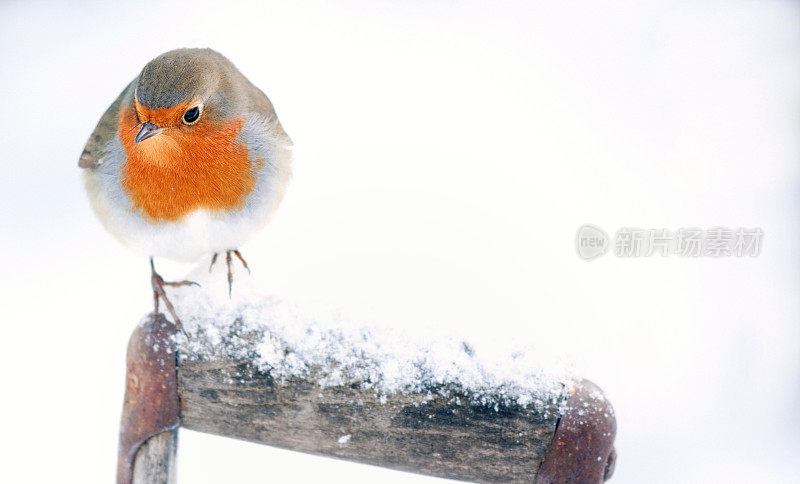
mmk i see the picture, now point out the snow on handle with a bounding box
[121,282,615,483]
[173,288,577,413]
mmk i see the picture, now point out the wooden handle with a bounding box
[132,431,178,484]
[177,358,611,483]
[119,314,616,483]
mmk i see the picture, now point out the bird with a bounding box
[79,48,293,330]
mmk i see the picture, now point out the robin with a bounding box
[79,48,293,330]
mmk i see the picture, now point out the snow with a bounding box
[171,268,576,412]
[4,1,800,483]
[338,434,352,444]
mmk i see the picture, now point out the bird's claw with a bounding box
[150,257,197,335]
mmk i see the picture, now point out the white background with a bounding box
[1,1,799,482]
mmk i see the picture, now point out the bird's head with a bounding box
[118,48,249,165]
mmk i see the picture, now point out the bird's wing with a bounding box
[246,82,293,148]
[78,81,135,169]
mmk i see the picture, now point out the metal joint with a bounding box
[117,314,180,484]
[537,379,617,483]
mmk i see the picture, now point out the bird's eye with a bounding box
[183,106,200,124]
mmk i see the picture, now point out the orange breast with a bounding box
[118,104,255,221]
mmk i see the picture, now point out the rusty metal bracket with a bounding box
[117,314,180,484]
[537,379,617,483]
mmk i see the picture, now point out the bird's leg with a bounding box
[151,259,181,331]
[153,281,160,315]
[232,250,250,274]
[225,249,251,297]
[150,257,198,335]
[209,253,218,272]
[226,251,233,297]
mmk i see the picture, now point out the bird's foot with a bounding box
[150,257,198,335]
[209,250,251,297]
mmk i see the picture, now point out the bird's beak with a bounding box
[134,122,163,144]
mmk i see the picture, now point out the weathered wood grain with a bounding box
[132,430,178,484]
[120,313,615,482]
[177,359,562,483]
